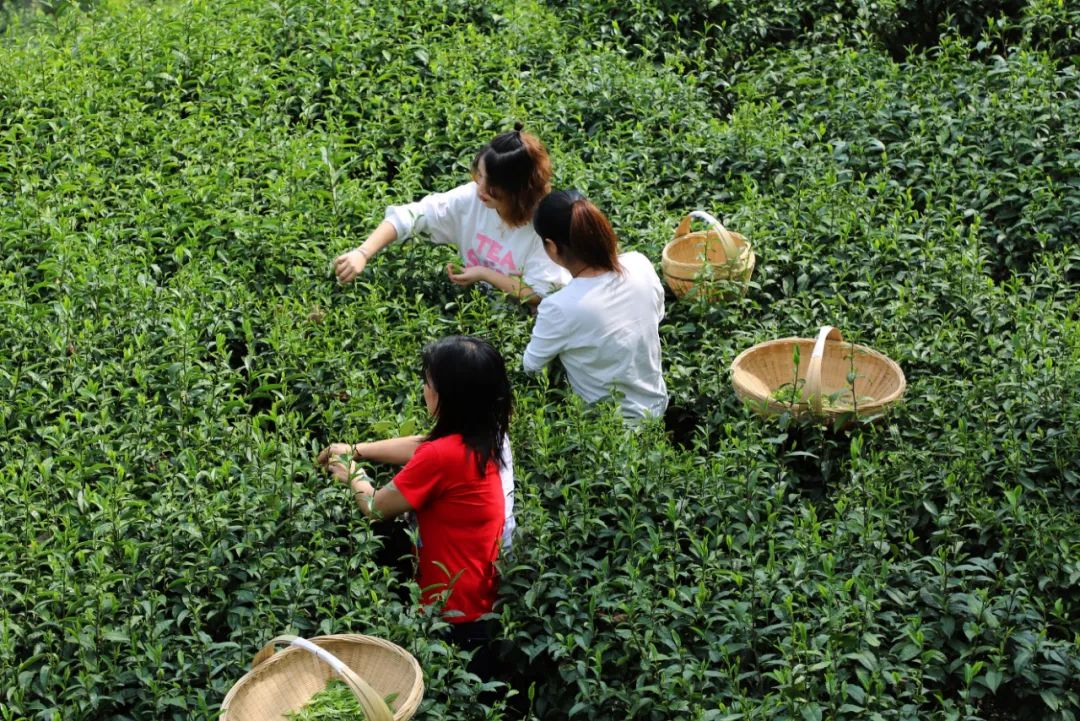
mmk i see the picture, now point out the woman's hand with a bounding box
[447,262,491,287]
[448,263,540,305]
[317,443,365,486]
[333,223,397,283]
[318,443,353,467]
[334,249,368,283]
[326,459,373,489]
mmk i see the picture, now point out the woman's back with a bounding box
[393,434,505,622]
[524,251,668,419]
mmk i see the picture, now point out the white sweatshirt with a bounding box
[523,251,668,421]
[498,436,516,549]
[384,182,570,298]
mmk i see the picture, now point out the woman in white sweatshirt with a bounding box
[523,191,668,421]
[334,124,570,305]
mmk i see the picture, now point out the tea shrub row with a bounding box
[1,0,1078,719]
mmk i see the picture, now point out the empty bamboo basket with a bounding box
[730,326,906,421]
[661,210,755,300]
[220,634,424,721]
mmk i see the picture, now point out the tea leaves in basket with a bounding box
[285,680,399,721]
[770,382,861,410]
[770,380,805,406]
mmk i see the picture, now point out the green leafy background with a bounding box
[1,0,1078,719]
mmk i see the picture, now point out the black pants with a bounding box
[447,618,499,687]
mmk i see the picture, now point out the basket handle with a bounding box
[805,326,843,414]
[675,210,741,264]
[251,635,395,721]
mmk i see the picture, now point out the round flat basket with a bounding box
[730,326,905,422]
[662,210,755,300]
[220,634,424,721]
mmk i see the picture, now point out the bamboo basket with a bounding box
[220,634,424,721]
[730,326,906,422]
[661,210,755,300]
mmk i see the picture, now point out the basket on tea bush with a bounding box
[220,634,424,721]
[730,326,906,421]
[661,210,755,299]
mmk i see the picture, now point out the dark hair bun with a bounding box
[513,121,524,132]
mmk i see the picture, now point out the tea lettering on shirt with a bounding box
[467,232,518,274]
[483,234,502,263]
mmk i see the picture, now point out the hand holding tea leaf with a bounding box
[317,443,369,488]
[334,248,369,283]
[448,263,541,305]
[446,262,488,287]
[317,443,353,466]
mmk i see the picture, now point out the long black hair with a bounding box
[422,336,511,475]
[533,190,622,273]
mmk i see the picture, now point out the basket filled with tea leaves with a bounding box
[220,634,423,721]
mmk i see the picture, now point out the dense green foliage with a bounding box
[1,0,1078,719]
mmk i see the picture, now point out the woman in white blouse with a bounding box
[523,191,668,422]
[333,124,570,305]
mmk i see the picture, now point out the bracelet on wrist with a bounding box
[356,247,370,259]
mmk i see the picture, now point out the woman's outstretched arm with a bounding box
[318,436,424,469]
[334,220,398,283]
[316,450,414,521]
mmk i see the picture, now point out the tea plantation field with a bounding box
[2,0,1079,719]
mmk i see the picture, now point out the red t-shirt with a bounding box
[393,435,505,623]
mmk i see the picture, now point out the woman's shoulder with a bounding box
[416,435,495,481]
[536,283,577,312]
[396,182,478,226]
[619,250,656,269]
[620,251,661,277]
[416,434,470,459]
[417,434,459,450]
[424,181,479,208]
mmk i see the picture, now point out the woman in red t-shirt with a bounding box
[318,336,511,659]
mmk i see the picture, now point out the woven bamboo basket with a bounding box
[661,210,755,300]
[220,634,424,721]
[730,326,906,422]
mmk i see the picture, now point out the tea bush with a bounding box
[1,0,1078,720]
[544,0,1076,65]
